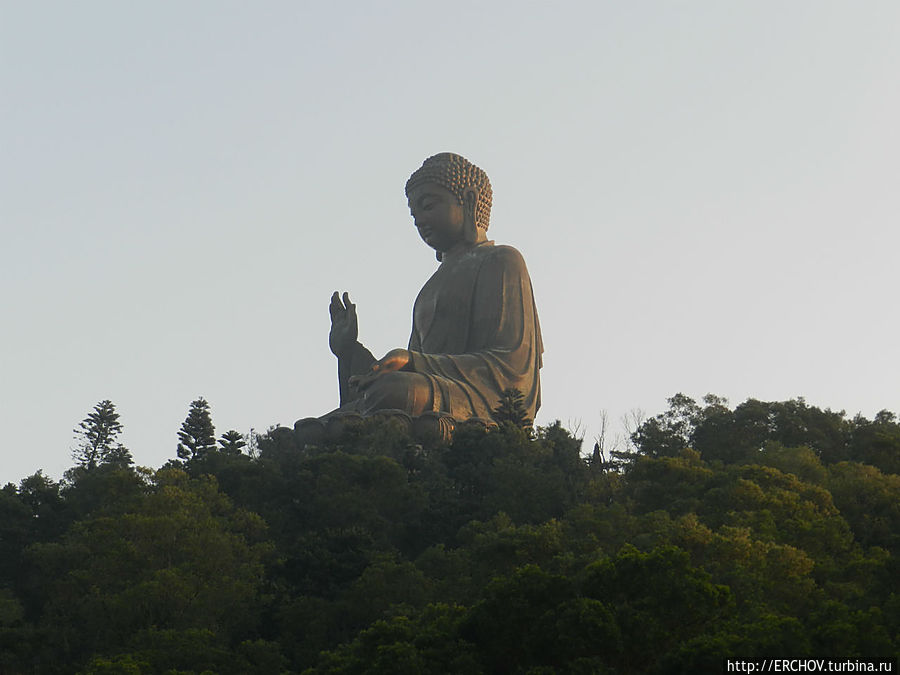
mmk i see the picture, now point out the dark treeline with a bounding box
[1,395,898,673]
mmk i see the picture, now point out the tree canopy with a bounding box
[177,397,217,461]
[72,400,132,470]
[0,394,897,673]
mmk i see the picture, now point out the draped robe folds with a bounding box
[344,241,543,422]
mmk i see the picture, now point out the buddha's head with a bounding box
[406,153,493,232]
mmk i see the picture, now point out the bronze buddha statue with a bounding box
[326,152,543,425]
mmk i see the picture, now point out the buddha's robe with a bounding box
[350,241,543,422]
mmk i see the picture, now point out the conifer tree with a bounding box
[494,388,533,430]
[177,397,216,460]
[218,430,246,455]
[72,400,132,469]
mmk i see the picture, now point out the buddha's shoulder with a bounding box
[476,243,530,270]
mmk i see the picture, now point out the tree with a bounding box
[26,469,272,669]
[494,388,533,430]
[631,393,700,458]
[462,565,576,672]
[848,411,900,475]
[73,400,131,470]
[177,398,216,461]
[219,430,246,456]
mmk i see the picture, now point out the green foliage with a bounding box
[306,604,480,674]
[4,396,899,673]
[582,545,731,670]
[177,397,217,461]
[25,470,272,670]
[493,387,533,430]
[78,629,285,675]
[757,441,829,485]
[631,392,701,458]
[462,564,577,672]
[219,429,247,455]
[850,411,900,475]
[631,394,875,468]
[62,464,150,524]
[827,462,900,552]
[72,400,132,470]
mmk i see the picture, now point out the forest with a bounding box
[1,393,898,674]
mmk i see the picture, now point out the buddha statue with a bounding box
[325,152,543,425]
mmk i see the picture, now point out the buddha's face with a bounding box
[407,182,466,253]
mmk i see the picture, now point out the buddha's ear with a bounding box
[463,187,478,243]
[463,188,478,225]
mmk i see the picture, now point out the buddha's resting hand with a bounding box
[329,291,359,357]
[350,348,411,391]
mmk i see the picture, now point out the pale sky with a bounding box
[2,1,898,485]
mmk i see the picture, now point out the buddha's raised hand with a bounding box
[328,291,358,357]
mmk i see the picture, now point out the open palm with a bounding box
[328,291,358,357]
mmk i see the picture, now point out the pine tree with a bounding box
[218,430,246,455]
[177,397,216,460]
[72,400,132,469]
[494,388,533,430]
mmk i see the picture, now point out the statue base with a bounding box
[293,410,497,446]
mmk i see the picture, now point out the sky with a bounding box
[2,1,898,485]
